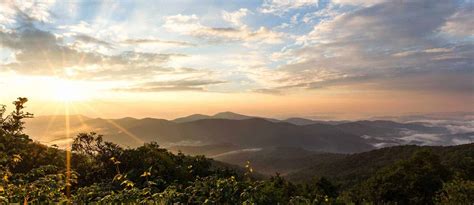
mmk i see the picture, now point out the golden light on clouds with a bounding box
[0,0,472,120]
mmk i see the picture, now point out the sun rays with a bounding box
[51,79,91,102]
[76,102,144,145]
[65,102,71,198]
[35,99,144,199]
[19,19,148,198]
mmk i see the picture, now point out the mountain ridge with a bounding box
[25,112,470,155]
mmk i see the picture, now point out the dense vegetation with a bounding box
[0,98,473,204]
[287,144,474,187]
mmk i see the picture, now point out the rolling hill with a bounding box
[24,112,469,157]
[26,115,375,153]
[286,143,474,187]
[213,146,345,175]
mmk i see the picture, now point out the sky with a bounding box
[0,0,473,119]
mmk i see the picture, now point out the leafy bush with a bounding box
[435,178,474,204]
[0,97,472,204]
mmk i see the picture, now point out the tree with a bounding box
[71,132,123,187]
[360,150,450,204]
[0,97,35,174]
[436,178,474,205]
[0,97,33,136]
[0,98,70,203]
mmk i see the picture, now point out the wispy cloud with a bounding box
[259,0,319,15]
[163,13,285,44]
[263,0,473,94]
[74,34,114,49]
[122,38,196,47]
[0,0,472,103]
[440,7,474,37]
[116,79,226,92]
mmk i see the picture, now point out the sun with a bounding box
[52,79,90,102]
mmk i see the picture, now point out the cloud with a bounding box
[397,129,474,146]
[122,38,196,47]
[331,0,385,7]
[253,88,283,95]
[301,1,456,46]
[74,34,114,48]
[0,9,227,93]
[142,79,226,87]
[0,22,195,81]
[445,125,474,134]
[452,138,474,145]
[222,8,249,27]
[116,79,226,92]
[440,7,474,37]
[0,0,55,24]
[57,21,95,35]
[399,133,443,146]
[1,0,472,97]
[192,26,284,44]
[392,47,454,57]
[259,0,318,14]
[408,119,474,134]
[163,14,284,44]
[0,2,17,26]
[0,25,104,76]
[162,14,201,34]
[111,51,186,65]
[67,53,190,81]
[264,0,473,94]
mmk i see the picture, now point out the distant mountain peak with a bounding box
[173,114,212,123]
[214,111,239,115]
[173,112,254,123]
[212,112,252,120]
[283,117,318,125]
[118,117,138,121]
[187,114,211,118]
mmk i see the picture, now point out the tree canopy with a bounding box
[0,97,472,204]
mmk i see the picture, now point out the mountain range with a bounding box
[25,112,472,150]
[173,111,345,125]
[286,143,474,187]
[26,113,371,153]
[23,111,473,178]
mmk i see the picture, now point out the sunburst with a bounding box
[51,79,90,103]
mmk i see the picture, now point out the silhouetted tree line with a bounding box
[0,98,472,204]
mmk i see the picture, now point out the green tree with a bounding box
[360,150,450,204]
[436,178,474,205]
[0,97,33,136]
[0,98,70,203]
[302,177,338,204]
[71,132,123,187]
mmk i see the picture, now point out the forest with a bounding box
[1,98,473,204]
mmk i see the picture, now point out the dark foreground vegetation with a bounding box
[1,98,473,204]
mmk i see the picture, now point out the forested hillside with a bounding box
[287,144,474,187]
[1,98,473,204]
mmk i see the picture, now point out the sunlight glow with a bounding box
[65,103,72,198]
[52,79,90,102]
[77,102,145,145]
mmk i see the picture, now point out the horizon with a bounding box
[1,1,473,203]
[24,110,474,121]
[1,0,473,119]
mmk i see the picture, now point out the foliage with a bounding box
[435,178,474,205]
[0,98,69,203]
[354,150,450,204]
[0,97,473,204]
[1,165,75,203]
[288,143,474,189]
